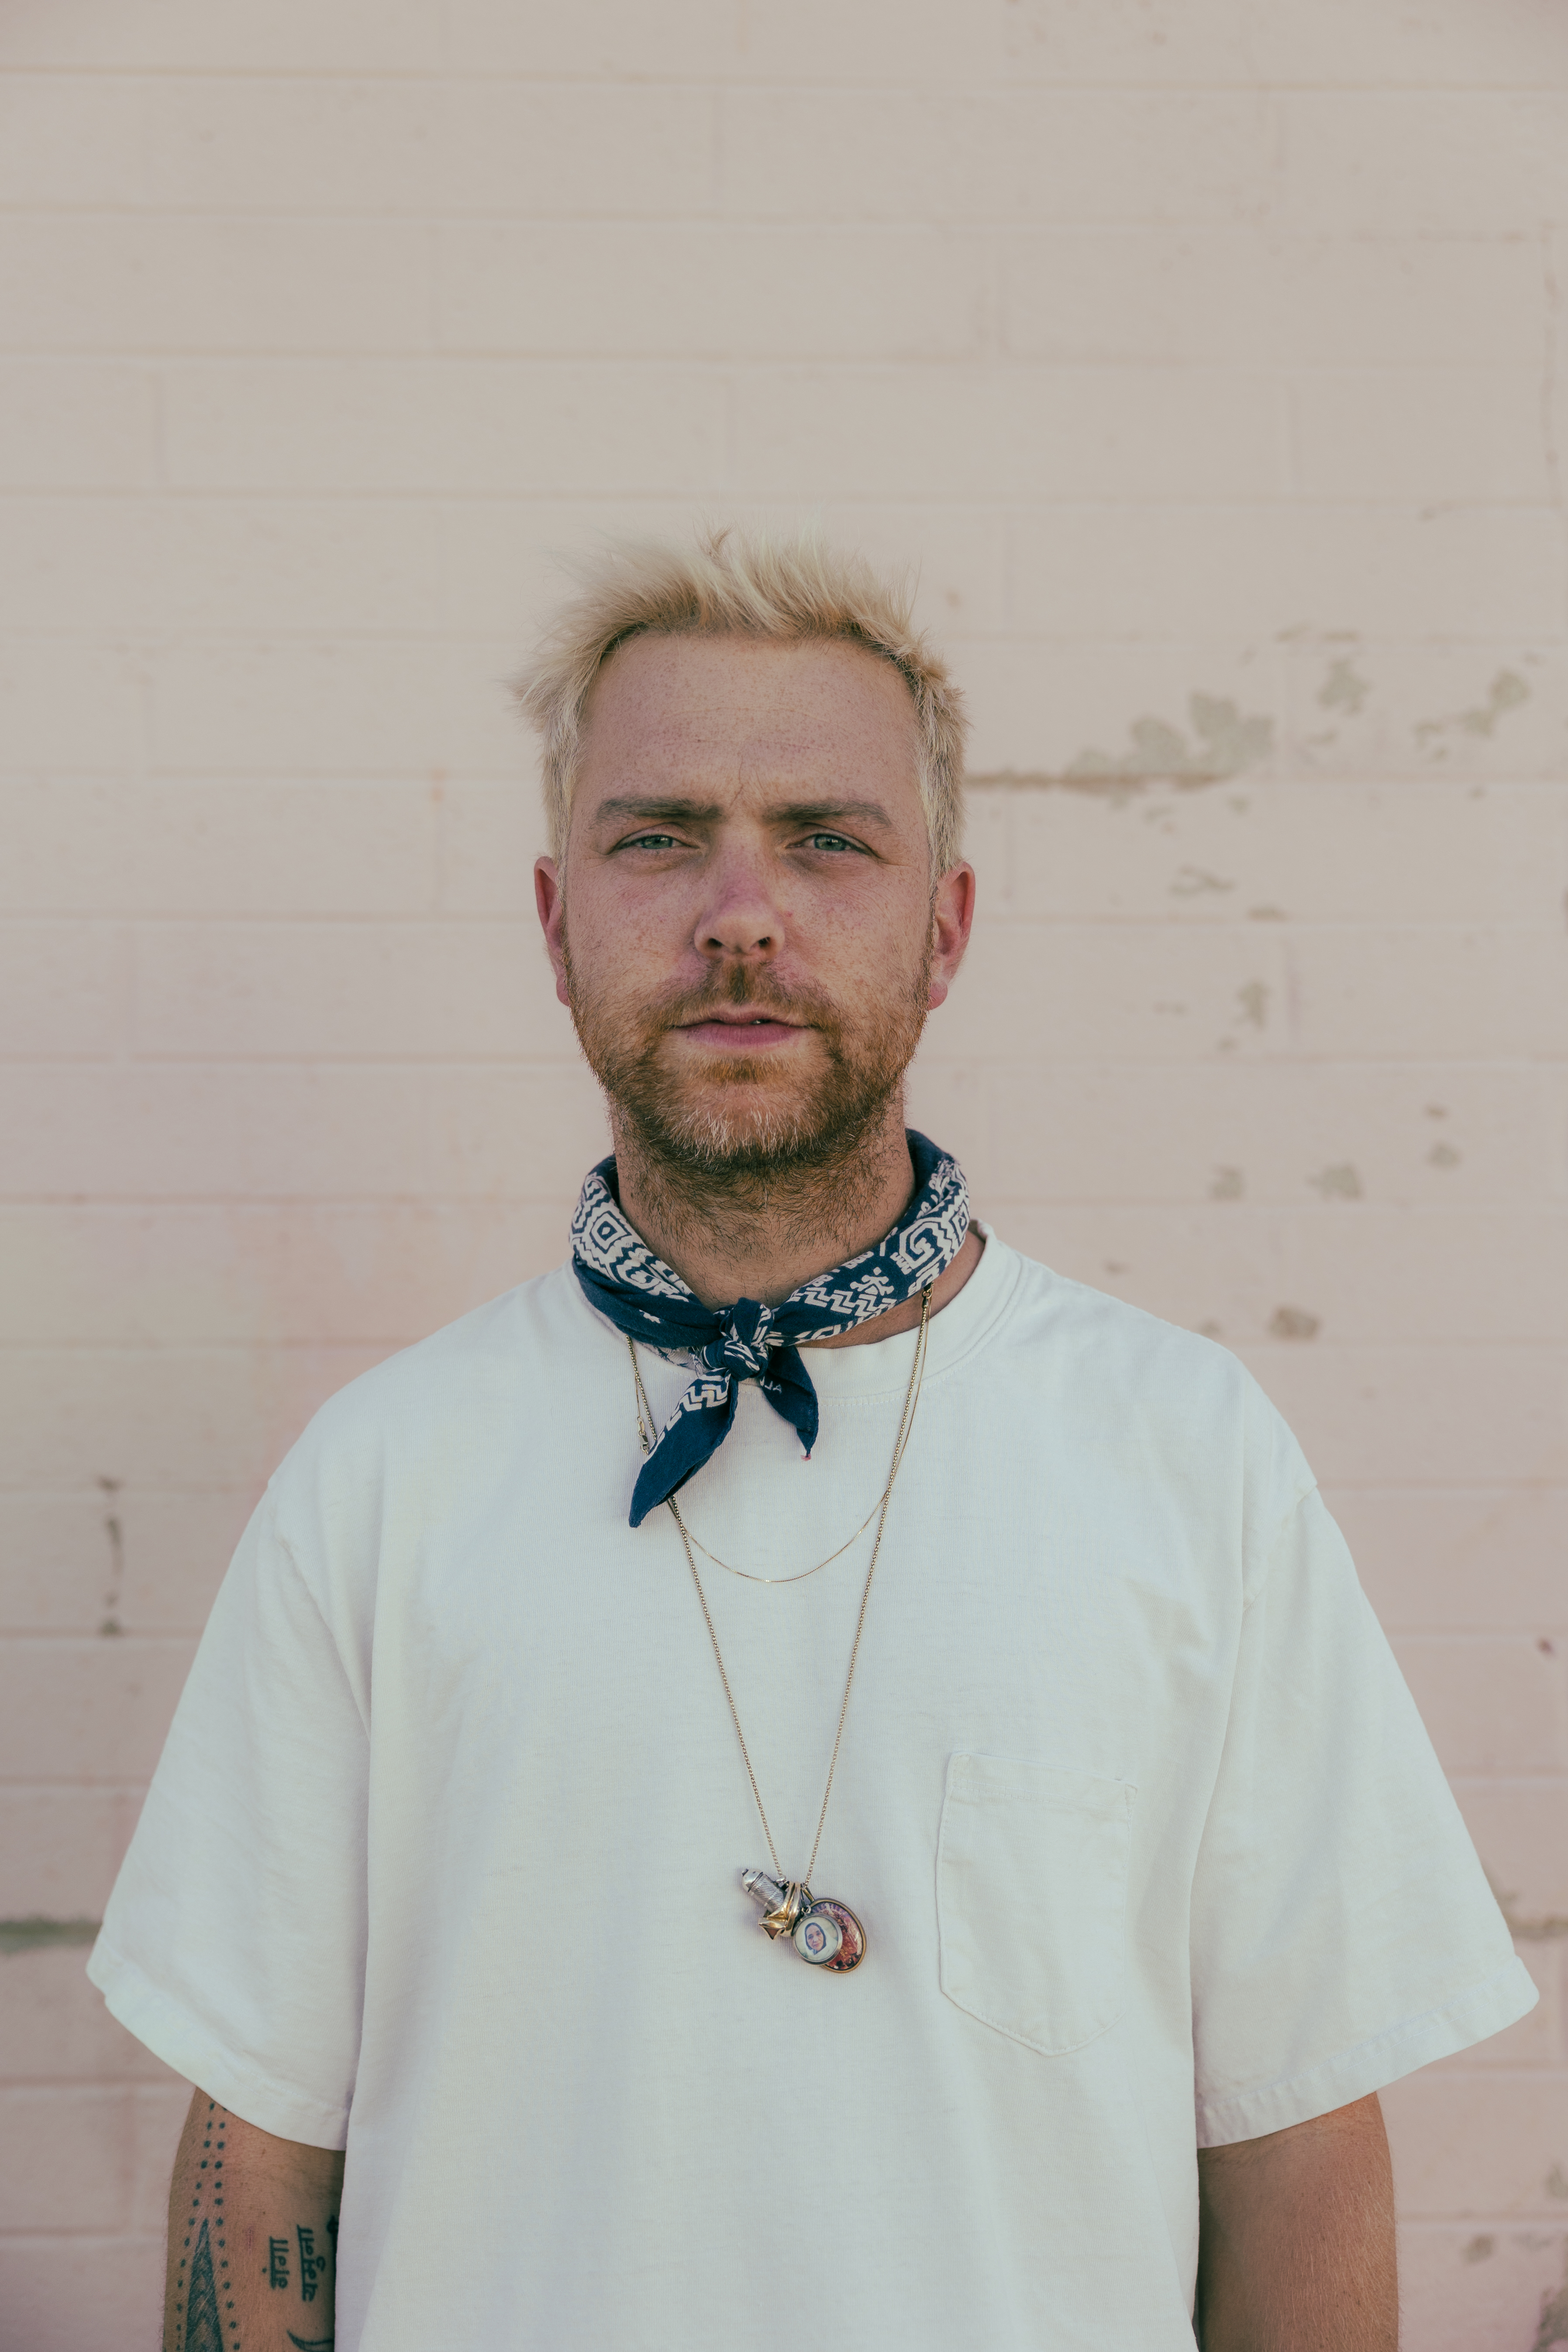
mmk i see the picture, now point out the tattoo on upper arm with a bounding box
[184,2221,223,2352]
[172,2095,337,2352]
[298,2221,331,2301]
[172,2100,237,2351]
[269,2215,334,2310]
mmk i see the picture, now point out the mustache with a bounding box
[649,967,842,1031]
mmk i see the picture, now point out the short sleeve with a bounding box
[1190,1485,1536,2147]
[87,1486,367,2147]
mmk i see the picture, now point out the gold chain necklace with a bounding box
[628,1345,922,1586]
[628,1284,933,1973]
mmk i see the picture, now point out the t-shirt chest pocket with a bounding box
[936,1753,1136,2055]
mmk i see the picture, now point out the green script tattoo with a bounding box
[286,2208,338,2345]
[172,2095,337,2351]
[297,2222,327,2301]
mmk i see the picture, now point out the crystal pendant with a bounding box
[741,1869,866,1972]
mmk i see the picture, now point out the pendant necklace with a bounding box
[628,1283,933,1973]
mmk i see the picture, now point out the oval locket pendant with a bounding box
[741,1869,867,1972]
[792,1897,865,1972]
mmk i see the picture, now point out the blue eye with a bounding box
[808,832,854,852]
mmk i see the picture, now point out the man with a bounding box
[93,529,1533,2351]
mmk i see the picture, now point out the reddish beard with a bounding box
[562,937,932,1180]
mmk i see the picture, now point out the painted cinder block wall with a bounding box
[1,2,1566,2345]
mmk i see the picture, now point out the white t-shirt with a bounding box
[91,1230,1534,2351]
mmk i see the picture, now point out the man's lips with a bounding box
[675,1011,809,1049]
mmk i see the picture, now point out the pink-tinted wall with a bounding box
[1,3,1566,2345]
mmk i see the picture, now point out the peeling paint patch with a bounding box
[1532,2269,1568,2352]
[1309,1164,1363,1200]
[0,1916,101,1956]
[1210,1166,1245,1201]
[1269,1306,1321,1341]
[1318,655,1371,715]
[1415,668,1531,753]
[1171,866,1234,897]
[1248,905,1286,920]
[1462,2235,1496,2264]
[973,694,1274,797]
[1428,1141,1462,1169]
[98,1473,124,1638]
[1489,1879,1568,1942]
[1236,980,1269,1028]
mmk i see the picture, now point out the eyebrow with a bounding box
[589,793,897,834]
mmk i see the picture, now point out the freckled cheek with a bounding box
[795,877,925,962]
[576,883,694,966]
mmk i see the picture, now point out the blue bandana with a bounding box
[572,1131,970,1527]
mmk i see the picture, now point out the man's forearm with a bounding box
[1195,2093,1397,2352]
[165,2089,345,2352]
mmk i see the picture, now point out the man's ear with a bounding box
[534,857,572,1010]
[926,861,976,1011]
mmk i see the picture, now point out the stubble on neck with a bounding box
[610,1091,918,1306]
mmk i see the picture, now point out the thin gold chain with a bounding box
[630,1286,932,1887]
[628,1343,919,1586]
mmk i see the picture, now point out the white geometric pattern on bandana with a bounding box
[570,1152,969,1350]
[571,1138,970,1496]
[571,1180,694,1309]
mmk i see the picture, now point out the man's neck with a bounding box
[610,1099,918,1311]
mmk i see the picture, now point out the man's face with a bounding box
[534,632,974,1176]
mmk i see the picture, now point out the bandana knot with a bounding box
[571,1131,970,1527]
[703,1301,775,1379]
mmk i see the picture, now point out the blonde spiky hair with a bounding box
[512,525,968,874]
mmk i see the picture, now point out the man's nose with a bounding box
[694,852,783,962]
